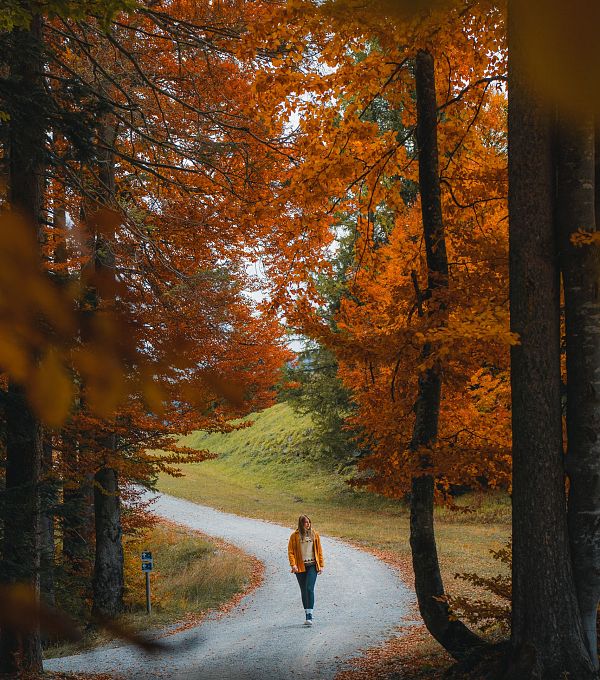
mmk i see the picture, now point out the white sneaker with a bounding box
[304,616,313,626]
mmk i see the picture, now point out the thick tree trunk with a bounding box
[408,49,483,662]
[0,16,45,674]
[88,119,125,618]
[91,462,124,618]
[556,116,600,668]
[0,385,44,673]
[506,2,596,677]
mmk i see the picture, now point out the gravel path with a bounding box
[47,492,416,680]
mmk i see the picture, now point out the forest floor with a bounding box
[157,401,511,679]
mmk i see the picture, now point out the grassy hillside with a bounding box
[159,402,510,567]
[169,401,398,514]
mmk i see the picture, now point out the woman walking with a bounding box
[288,515,324,626]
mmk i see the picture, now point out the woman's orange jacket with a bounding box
[287,529,324,572]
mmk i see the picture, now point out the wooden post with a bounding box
[145,571,151,615]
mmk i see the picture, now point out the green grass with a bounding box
[159,402,511,584]
[181,402,428,512]
[126,524,255,620]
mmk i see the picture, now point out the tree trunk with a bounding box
[88,119,125,618]
[91,462,124,618]
[62,446,95,577]
[0,15,45,675]
[49,166,96,583]
[39,177,69,607]
[506,2,596,676]
[62,477,95,575]
[408,49,483,662]
[0,385,44,673]
[40,436,56,608]
[556,115,600,668]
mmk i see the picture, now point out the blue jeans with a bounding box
[295,564,318,609]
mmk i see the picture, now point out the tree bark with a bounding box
[408,49,483,662]
[62,477,95,573]
[0,385,44,673]
[91,462,124,618]
[0,15,45,674]
[40,436,56,608]
[556,115,600,668]
[62,442,95,577]
[506,2,596,676]
[88,119,125,619]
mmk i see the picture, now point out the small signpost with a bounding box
[141,551,153,614]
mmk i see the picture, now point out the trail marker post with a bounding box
[141,551,153,614]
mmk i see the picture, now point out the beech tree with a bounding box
[0,0,291,666]
[409,48,483,661]
[86,114,125,619]
[48,8,291,621]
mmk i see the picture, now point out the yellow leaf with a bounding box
[0,332,28,381]
[28,350,73,427]
[141,377,165,416]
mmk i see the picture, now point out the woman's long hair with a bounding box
[298,514,313,539]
